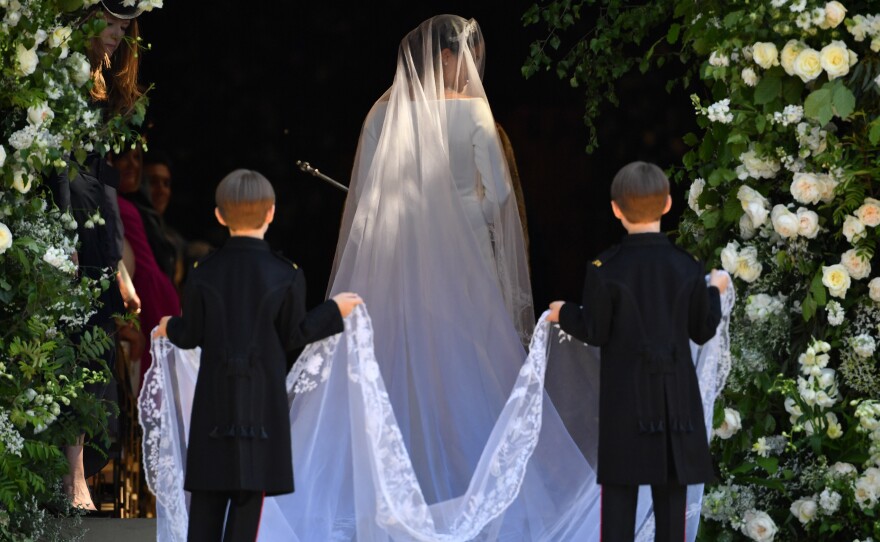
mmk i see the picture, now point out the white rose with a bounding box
[15,44,38,76]
[824,1,847,28]
[26,101,54,127]
[771,205,799,239]
[721,242,740,274]
[741,509,778,542]
[794,48,823,83]
[688,178,706,215]
[138,0,163,11]
[12,169,32,194]
[742,67,760,86]
[841,248,871,280]
[796,207,819,238]
[0,222,12,254]
[851,333,876,358]
[739,213,757,240]
[869,277,880,302]
[736,246,763,283]
[822,264,851,299]
[47,26,72,58]
[781,40,807,76]
[854,477,878,510]
[855,198,880,227]
[821,41,851,80]
[790,172,823,205]
[67,52,91,87]
[849,49,859,68]
[753,42,780,69]
[790,497,818,525]
[829,461,856,477]
[0,145,5,168]
[715,407,742,439]
[709,50,730,67]
[843,215,867,244]
[738,185,770,228]
[818,173,838,203]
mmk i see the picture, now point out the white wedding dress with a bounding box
[137,15,735,541]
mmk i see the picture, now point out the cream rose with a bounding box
[67,52,91,87]
[821,41,851,80]
[721,241,739,274]
[771,205,799,239]
[790,172,823,205]
[0,222,12,255]
[740,213,757,240]
[26,101,53,127]
[688,178,706,215]
[12,169,32,194]
[790,497,818,525]
[794,48,823,82]
[841,249,871,280]
[15,44,38,76]
[869,277,880,302]
[824,1,847,28]
[741,510,778,542]
[818,173,838,203]
[822,264,852,298]
[829,461,856,477]
[796,207,820,238]
[781,40,807,76]
[742,67,759,87]
[753,42,780,69]
[715,408,742,439]
[738,185,770,228]
[843,215,867,244]
[47,26,72,58]
[855,198,880,227]
[736,246,763,283]
[0,145,5,168]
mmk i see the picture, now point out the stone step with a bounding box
[77,518,156,541]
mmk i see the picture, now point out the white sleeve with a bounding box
[470,99,511,222]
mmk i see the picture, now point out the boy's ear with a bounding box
[265,204,276,225]
[661,195,672,216]
[610,200,624,220]
[214,207,227,226]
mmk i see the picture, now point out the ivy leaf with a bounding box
[754,75,781,105]
[667,23,681,45]
[810,268,827,308]
[701,209,722,229]
[802,293,817,322]
[723,195,743,222]
[804,88,834,126]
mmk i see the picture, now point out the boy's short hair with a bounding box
[215,169,276,231]
[610,161,670,223]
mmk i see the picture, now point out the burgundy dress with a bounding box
[118,196,181,385]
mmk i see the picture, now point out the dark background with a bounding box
[139,1,696,311]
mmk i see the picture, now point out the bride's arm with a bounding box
[471,99,512,223]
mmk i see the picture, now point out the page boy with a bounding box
[547,161,729,542]
[153,169,362,541]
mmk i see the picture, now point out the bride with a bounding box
[140,14,733,541]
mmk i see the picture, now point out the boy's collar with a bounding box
[621,232,669,245]
[224,236,270,250]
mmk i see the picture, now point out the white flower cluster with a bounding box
[826,299,845,325]
[854,400,880,466]
[737,149,781,181]
[715,407,742,439]
[688,177,708,216]
[707,98,734,124]
[41,246,75,274]
[848,14,880,52]
[710,50,730,67]
[851,333,877,358]
[798,338,831,376]
[771,105,804,126]
[797,367,840,409]
[19,387,64,435]
[752,435,786,457]
[0,221,12,255]
[854,467,880,510]
[0,409,24,457]
[795,122,828,157]
[721,240,763,282]
[745,293,786,322]
[702,483,756,524]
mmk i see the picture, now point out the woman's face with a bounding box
[146,163,172,215]
[99,12,131,57]
[115,147,142,194]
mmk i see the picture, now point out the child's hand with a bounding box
[152,316,171,339]
[333,292,364,318]
[709,269,730,294]
[546,301,564,322]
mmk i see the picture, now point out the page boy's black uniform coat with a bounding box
[166,236,343,496]
[559,232,721,487]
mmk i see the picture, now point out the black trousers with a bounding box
[601,432,687,542]
[188,491,265,542]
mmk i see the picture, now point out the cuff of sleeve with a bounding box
[165,316,182,345]
[558,302,580,334]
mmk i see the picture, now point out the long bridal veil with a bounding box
[138,13,736,541]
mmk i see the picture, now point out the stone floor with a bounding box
[69,519,157,541]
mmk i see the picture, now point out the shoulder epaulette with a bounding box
[592,245,620,268]
[192,249,218,269]
[671,243,702,265]
[273,251,298,269]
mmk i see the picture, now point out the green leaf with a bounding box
[831,84,856,120]
[700,209,722,229]
[667,23,681,45]
[754,75,781,105]
[722,11,744,29]
[804,88,833,126]
[802,293,817,322]
[871,121,880,146]
[756,456,779,475]
[723,196,743,222]
[810,269,827,308]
